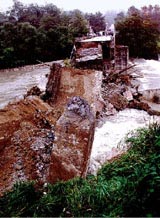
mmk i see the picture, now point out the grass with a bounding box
[0,123,160,217]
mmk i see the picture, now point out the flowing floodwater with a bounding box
[0,65,49,109]
[89,59,160,174]
[89,108,160,174]
[134,59,160,91]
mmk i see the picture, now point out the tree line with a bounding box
[0,1,160,69]
[0,0,106,69]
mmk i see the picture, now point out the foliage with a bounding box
[0,1,89,69]
[0,123,160,217]
[0,181,40,217]
[115,6,160,59]
[64,58,71,67]
[68,10,88,37]
[141,4,160,31]
[85,12,106,33]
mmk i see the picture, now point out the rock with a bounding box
[104,101,117,116]
[148,109,160,116]
[108,92,128,110]
[67,96,91,118]
[118,74,131,86]
[152,95,160,103]
[14,164,23,171]
[128,100,151,112]
[25,86,42,97]
[123,90,133,101]
[102,83,128,110]
[48,96,95,183]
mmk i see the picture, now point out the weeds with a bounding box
[0,123,160,217]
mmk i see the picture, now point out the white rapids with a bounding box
[88,108,160,174]
[89,59,160,175]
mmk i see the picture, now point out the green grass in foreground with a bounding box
[0,123,160,217]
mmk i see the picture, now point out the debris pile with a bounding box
[100,66,159,118]
[0,96,56,195]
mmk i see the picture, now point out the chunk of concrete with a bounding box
[48,96,95,182]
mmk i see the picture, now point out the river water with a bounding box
[89,108,160,174]
[134,59,160,91]
[0,65,49,109]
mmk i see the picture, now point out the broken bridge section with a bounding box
[71,34,129,73]
[48,96,95,182]
[45,64,103,182]
[45,63,104,116]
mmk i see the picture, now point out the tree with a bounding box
[85,12,106,33]
[0,12,7,25]
[127,6,140,16]
[17,4,43,28]
[141,4,160,31]
[0,22,17,68]
[114,11,126,24]
[115,11,160,59]
[68,10,88,37]
[7,0,24,22]
[14,22,38,64]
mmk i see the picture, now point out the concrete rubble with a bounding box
[100,65,160,119]
[48,96,95,183]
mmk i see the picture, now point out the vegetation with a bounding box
[0,123,160,217]
[85,12,106,33]
[115,5,160,59]
[0,1,87,69]
[0,1,107,69]
[1,1,159,69]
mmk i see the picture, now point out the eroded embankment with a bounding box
[0,64,102,195]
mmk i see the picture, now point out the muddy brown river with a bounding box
[0,65,49,109]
